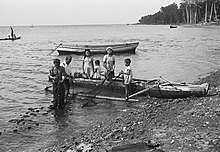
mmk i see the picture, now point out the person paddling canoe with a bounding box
[10,27,14,39]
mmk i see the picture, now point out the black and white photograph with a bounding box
[0,0,220,151]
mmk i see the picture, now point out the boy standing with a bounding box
[120,58,133,102]
[61,56,74,101]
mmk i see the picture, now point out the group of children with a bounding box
[49,47,133,109]
[82,47,116,80]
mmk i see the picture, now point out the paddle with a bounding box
[85,77,108,94]
[77,73,121,99]
[127,79,160,99]
[93,73,122,96]
[159,76,173,85]
[47,43,62,55]
[84,71,112,94]
[159,76,186,86]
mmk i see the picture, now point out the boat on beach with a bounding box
[72,76,209,99]
[72,75,210,99]
[0,36,21,41]
[72,77,155,94]
[148,82,209,99]
[47,73,209,100]
[56,42,139,55]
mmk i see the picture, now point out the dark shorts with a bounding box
[63,79,70,89]
[106,70,114,81]
[53,82,65,108]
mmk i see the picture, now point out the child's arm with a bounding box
[82,60,85,73]
[120,69,131,75]
[91,58,94,74]
[112,56,115,71]
[103,55,108,70]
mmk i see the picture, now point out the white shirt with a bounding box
[82,56,93,70]
[123,66,133,85]
[93,65,101,79]
[61,62,72,75]
[103,54,115,71]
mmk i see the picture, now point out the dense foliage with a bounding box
[138,0,220,25]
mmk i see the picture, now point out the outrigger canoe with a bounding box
[73,78,209,99]
[73,77,156,95]
[0,36,21,41]
[56,42,139,55]
[47,74,209,100]
[148,82,209,99]
[47,76,156,101]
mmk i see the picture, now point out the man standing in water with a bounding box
[49,58,67,109]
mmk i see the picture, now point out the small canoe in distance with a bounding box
[0,36,21,41]
[170,25,177,28]
[56,42,139,55]
[148,82,209,99]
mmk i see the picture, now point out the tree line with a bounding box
[138,0,220,25]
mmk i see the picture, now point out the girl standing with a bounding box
[93,60,102,80]
[103,47,115,81]
[82,49,94,79]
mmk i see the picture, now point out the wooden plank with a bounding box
[132,78,159,83]
[76,93,139,102]
[128,88,150,98]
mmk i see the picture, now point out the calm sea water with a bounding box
[0,25,220,151]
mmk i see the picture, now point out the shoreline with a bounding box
[1,69,220,151]
[46,69,220,151]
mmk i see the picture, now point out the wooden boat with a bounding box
[148,82,209,99]
[46,76,157,101]
[73,77,155,94]
[47,74,209,100]
[170,25,177,28]
[56,42,139,55]
[0,36,21,41]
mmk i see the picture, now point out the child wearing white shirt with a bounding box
[120,58,133,102]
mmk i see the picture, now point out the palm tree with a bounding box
[182,0,191,24]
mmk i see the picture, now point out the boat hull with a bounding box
[56,42,139,55]
[148,83,209,99]
[73,78,136,94]
[170,26,177,28]
[72,77,156,95]
[0,37,21,41]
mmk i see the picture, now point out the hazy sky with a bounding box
[0,0,180,26]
